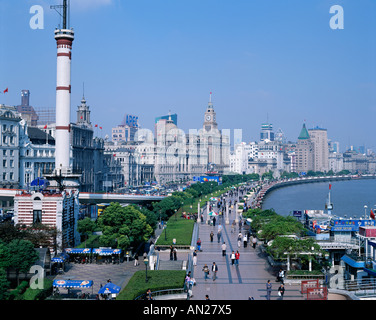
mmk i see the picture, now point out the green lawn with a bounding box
[117,270,186,300]
[155,185,241,246]
[155,215,195,246]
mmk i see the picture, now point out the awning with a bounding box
[92,248,122,256]
[340,255,365,269]
[65,248,92,254]
[208,211,218,216]
[98,283,121,294]
[52,252,70,263]
[53,280,93,288]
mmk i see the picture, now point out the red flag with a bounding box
[95,124,98,127]
[329,184,332,190]
[3,88,8,94]
[80,116,83,119]
[113,154,116,157]
[99,126,102,129]
[44,125,47,129]
[371,209,375,220]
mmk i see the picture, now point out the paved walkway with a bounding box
[190,190,305,301]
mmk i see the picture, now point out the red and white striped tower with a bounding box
[54,30,74,175]
[54,25,74,173]
[47,0,80,189]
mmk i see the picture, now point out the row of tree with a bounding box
[243,208,328,271]
[79,175,262,252]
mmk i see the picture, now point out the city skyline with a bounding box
[1,0,375,152]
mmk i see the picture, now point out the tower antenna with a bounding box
[51,0,70,29]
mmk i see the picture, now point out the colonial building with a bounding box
[308,126,329,173]
[19,122,55,189]
[294,123,314,174]
[198,95,230,175]
[13,189,80,253]
[0,105,22,189]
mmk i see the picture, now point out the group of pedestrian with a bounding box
[201,262,218,281]
[230,250,240,266]
[236,229,258,250]
[265,269,286,300]
[266,279,285,300]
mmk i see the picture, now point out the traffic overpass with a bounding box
[78,192,165,205]
[0,189,165,205]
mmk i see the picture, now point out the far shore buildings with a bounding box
[108,97,230,186]
[295,123,315,174]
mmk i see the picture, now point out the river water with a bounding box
[262,178,376,219]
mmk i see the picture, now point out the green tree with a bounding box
[77,217,96,235]
[7,239,39,286]
[0,268,10,300]
[260,216,304,241]
[97,203,154,250]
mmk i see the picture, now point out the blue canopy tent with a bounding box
[92,248,122,264]
[65,248,92,254]
[52,252,70,263]
[98,282,121,295]
[53,280,93,288]
[92,248,122,256]
[53,280,94,298]
[30,177,50,190]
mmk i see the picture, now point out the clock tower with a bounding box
[203,92,217,132]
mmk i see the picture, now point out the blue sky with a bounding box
[1,0,375,151]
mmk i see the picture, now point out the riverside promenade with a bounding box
[189,191,305,301]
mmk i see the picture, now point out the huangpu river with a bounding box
[262,178,376,219]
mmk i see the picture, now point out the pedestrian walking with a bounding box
[202,264,210,281]
[235,251,240,266]
[277,268,285,284]
[217,230,222,243]
[218,223,223,233]
[193,250,198,266]
[213,216,216,227]
[231,221,236,233]
[134,252,139,266]
[197,238,202,251]
[146,288,153,300]
[230,251,235,265]
[211,262,218,281]
[169,245,173,260]
[243,234,248,248]
[221,242,226,256]
[210,231,214,242]
[278,284,285,299]
[252,235,257,249]
[266,280,272,300]
[173,247,177,261]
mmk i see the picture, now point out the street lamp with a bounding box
[144,257,149,282]
[364,205,368,219]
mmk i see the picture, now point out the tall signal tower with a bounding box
[46,0,81,190]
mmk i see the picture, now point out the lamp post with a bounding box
[364,205,368,219]
[144,257,149,282]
